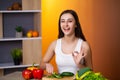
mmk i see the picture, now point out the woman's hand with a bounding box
[72,50,87,67]
[46,63,54,74]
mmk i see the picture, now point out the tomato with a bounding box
[22,69,32,80]
[33,69,44,79]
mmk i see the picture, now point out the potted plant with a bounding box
[11,48,22,65]
[15,26,23,38]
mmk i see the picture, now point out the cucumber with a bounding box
[60,72,74,77]
[78,67,92,77]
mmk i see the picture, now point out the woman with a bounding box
[40,10,93,74]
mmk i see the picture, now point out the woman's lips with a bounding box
[63,28,70,32]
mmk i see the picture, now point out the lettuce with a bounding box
[83,72,107,80]
[75,67,108,80]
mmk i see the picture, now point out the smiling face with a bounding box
[60,13,76,37]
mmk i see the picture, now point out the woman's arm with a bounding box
[73,41,93,69]
[82,41,93,69]
[40,40,56,73]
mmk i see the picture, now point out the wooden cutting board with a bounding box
[42,76,75,80]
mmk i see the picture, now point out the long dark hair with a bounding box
[58,10,86,41]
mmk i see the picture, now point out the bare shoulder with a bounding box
[48,40,57,50]
[43,40,57,59]
[82,41,91,51]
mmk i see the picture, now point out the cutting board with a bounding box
[42,76,74,80]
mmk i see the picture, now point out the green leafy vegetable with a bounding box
[47,72,63,79]
[47,72,74,79]
[75,67,108,80]
[83,72,107,80]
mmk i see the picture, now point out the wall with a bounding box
[92,0,120,80]
[41,0,120,79]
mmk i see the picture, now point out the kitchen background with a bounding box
[42,0,120,80]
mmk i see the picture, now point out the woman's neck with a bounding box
[63,35,77,43]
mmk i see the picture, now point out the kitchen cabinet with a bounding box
[0,0,42,76]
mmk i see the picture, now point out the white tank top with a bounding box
[55,38,83,74]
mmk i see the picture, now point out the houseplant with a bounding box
[11,48,22,65]
[15,26,23,38]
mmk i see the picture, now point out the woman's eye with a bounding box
[61,20,65,23]
[68,20,72,22]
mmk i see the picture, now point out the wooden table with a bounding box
[0,72,24,80]
[42,76,74,80]
[0,71,75,80]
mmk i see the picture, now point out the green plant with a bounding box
[15,26,22,32]
[11,48,22,59]
[11,48,22,65]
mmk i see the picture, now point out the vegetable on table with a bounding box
[60,72,74,77]
[22,69,33,80]
[27,66,38,71]
[22,63,44,79]
[47,72,74,79]
[75,67,108,80]
[33,69,44,79]
[47,72,63,79]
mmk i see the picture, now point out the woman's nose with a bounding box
[64,21,68,26]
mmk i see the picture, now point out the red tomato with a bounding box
[33,69,44,79]
[22,69,33,79]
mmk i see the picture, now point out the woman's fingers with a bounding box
[46,63,54,74]
[72,51,81,64]
[72,50,87,65]
[80,57,86,65]
[72,51,79,56]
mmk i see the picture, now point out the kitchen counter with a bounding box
[42,76,74,80]
[0,72,24,80]
[0,71,75,80]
